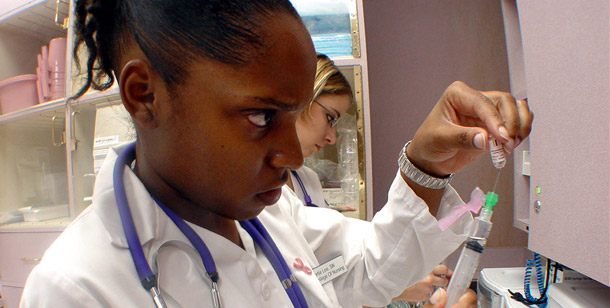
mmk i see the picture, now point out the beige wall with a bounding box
[0,28,43,80]
[363,0,527,248]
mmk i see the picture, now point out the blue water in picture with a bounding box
[312,33,353,58]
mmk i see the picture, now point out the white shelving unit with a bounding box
[0,0,69,41]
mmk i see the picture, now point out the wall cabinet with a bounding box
[503,0,609,286]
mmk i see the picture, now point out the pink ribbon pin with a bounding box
[437,187,484,231]
[293,257,312,275]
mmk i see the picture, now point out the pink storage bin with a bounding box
[0,74,39,115]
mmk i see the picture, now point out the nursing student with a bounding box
[289,53,458,308]
[21,1,533,308]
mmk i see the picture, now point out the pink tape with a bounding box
[437,187,484,231]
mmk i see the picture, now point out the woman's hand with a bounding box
[407,81,533,177]
[393,265,452,302]
[423,288,477,308]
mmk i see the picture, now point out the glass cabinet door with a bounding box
[303,65,366,219]
[290,0,360,58]
[0,0,72,228]
[0,106,70,227]
[289,0,370,220]
[68,88,135,216]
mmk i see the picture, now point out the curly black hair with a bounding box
[72,0,299,98]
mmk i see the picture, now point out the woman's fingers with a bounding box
[485,90,519,151]
[424,288,477,308]
[443,81,507,141]
[456,289,477,308]
[431,264,450,287]
[408,81,534,176]
[515,98,534,147]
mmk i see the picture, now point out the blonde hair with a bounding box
[301,53,353,119]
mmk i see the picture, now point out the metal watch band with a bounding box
[397,141,453,189]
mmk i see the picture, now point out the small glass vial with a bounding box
[489,136,506,169]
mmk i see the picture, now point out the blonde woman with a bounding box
[287,53,462,308]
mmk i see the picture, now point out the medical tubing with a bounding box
[114,141,157,289]
[240,219,308,308]
[445,217,492,307]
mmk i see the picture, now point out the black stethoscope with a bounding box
[113,142,309,308]
[290,170,326,208]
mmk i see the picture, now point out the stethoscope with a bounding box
[290,170,326,208]
[113,142,309,308]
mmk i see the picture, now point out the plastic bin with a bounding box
[0,74,38,114]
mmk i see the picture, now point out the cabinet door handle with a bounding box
[52,116,66,146]
[21,257,41,262]
[70,111,79,151]
[54,0,69,29]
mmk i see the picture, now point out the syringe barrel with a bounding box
[445,217,492,307]
[470,216,492,238]
[445,238,484,307]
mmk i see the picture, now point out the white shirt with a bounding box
[21,144,472,308]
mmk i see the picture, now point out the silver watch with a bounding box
[398,141,453,189]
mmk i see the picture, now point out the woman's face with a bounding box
[146,14,316,221]
[296,94,351,158]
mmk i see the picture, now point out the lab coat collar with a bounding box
[92,143,166,249]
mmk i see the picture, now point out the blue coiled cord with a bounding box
[508,252,549,307]
[524,253,547,307]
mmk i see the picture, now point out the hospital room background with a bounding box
[0,0,608,307]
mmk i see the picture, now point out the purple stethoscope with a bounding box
[290,170,327,208]
[114,142,309,308]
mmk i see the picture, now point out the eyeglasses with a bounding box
[313,100,339,128]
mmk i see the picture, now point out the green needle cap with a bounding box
[484,192,498,210]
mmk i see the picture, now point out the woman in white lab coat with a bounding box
[20,1,533,307]
[288,53,457,307]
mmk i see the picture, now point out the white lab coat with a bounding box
[21,144,472,308]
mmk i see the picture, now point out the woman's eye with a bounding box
[247,110,276,127]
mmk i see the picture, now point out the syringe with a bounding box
[443,134,506,306]
[444,191,498,307]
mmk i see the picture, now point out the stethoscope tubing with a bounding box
[240,219,308,308]
[155,198,218,282]
[290,170,319,207]
[114,142,157,287]
[114,142,168,308]
[114,142,308,308]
